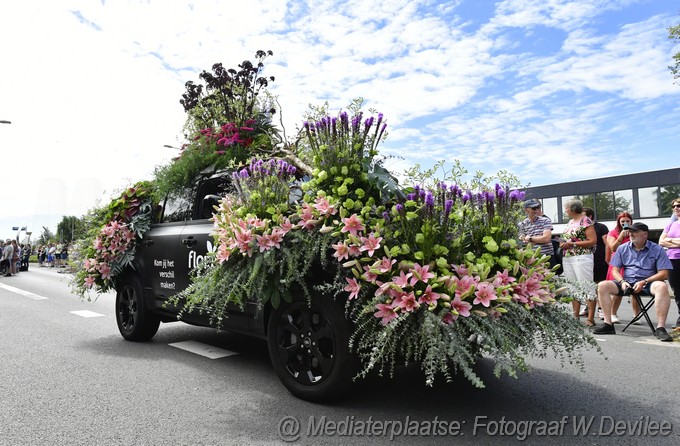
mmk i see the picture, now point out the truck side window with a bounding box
[194,176,234,220]
[162,187,195,223]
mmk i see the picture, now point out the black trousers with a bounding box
[669,258,680,312]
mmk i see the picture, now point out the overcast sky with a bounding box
[1,0,678,242]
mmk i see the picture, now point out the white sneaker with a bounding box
[597,309,604,320]
[611,315,620,324]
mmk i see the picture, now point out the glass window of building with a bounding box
[561,195,589,222]
[659,185,680,216]
[638,187,660,217]
[614,189,634,216]
[542,197,558,223]
[594,191,615,220]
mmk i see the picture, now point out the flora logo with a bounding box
[188,240,217,269]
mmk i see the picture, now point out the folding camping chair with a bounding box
[621,293,656,335]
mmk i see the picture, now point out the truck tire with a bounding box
[267,295,357,402]
[116,275,160,341]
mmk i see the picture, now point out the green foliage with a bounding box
[669,22,680,84]
[70,181,157,300]
[350,298,600,387]
[180,50,276,130]
[171,229,337,325]
[37,226,55,246]
[154,50,280,201]
[56,216,86,244]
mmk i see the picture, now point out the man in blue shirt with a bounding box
[594,222,674,341]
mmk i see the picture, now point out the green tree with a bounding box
[56,216,86,244]
[659,185,680,215]
[669,22,680,83]
[38,226,55,245]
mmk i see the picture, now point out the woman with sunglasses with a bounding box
[604,212,639,323]
[659,198,680,329]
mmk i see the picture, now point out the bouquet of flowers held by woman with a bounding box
[175,110,599,388]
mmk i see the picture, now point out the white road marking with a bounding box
[0,282,49,300]
[634,338,679,347]
[169,341,238,359]
[70,310,105,318]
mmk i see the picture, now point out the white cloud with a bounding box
[1,0,678,240]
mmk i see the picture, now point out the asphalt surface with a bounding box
[1,266,679,445]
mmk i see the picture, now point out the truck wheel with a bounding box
[267,296,357,402]
[116,275,160,341]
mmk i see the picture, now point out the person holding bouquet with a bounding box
[560,199,597,325]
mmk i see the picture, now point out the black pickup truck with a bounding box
[114,170,356,401]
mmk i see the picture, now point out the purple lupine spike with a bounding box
[406,193,416,201]
[496,188,506,200]
[509,189,521,201]
[425,191,435,210]
[382,211,390,221]
[462,192,471,204]
[395,203,404,213]
[444,199,453,216]
[376,113,383,126]
[486,191,495,202]
[364,116,374,129]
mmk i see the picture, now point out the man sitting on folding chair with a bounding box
[594,222,674,342]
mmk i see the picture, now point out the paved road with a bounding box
[1,267,679,445]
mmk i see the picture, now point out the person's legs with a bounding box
[576,255,595,325]
[562,257,581,318]
[649,282,670,328]
[597,281,618,326]
[668,259,680,327]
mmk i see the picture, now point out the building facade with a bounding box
[524,167,680,240]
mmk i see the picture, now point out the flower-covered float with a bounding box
[72,51,599,401]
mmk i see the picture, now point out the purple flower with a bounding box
[395,203,405,213]
[407,193,416,201]
[382,211,390,221]
[444,199,453,216]
[425,191,435,210]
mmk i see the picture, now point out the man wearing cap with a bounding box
[594,222,674,341]
[518,199,555,264]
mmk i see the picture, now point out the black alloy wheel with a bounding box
[267,296,357,402]
[116,275,160,341]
